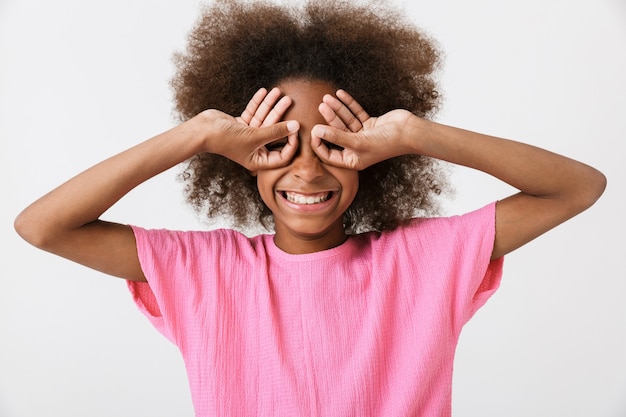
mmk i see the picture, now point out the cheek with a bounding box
[255,175,270,199]
[337,170,360,202]
[255,172,279,207]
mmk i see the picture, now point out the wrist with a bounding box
[404,115,434,155]
[187,110,221,155]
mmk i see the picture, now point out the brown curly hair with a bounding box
[172,0,448,234]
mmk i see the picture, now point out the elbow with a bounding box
[573,167,607,213]
[14,210,36,246]
[586,168,607,205]
[14,209,52,250]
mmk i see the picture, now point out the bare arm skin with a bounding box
[14,88,300,281]
[312,90,607,260]
[412,121,606,259]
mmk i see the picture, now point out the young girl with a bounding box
[14,0,606,416]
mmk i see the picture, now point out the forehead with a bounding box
[276,79,336,124]
[276,78,335,99]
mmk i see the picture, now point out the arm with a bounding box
[408,121,606,259]
[14,88,300,281]
[311,90,606,260]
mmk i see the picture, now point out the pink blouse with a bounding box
[128,202,503,416]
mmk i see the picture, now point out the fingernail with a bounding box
[287,121,299,132]
[311,125,324,137]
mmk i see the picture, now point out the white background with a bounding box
[1,0,625,416]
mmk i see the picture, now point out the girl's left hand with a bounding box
[311,90,417,170]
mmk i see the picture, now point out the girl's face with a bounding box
[255,79,359,254]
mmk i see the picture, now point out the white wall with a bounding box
[1,0,624,416]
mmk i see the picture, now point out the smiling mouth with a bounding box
[281,191,333,205]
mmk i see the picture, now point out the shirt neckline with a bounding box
[262,233,360,262]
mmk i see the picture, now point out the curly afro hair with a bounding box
[172,0,449,234]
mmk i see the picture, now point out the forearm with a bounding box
[15,118,205,247]
[14,98,296,278]
[409,118,606,207]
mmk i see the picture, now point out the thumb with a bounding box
[311,124,354,150]
[251,120,300,147]
[311,124,363,169]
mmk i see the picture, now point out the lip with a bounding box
[276,189,339,212]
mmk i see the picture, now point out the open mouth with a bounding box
[281,191,333,205]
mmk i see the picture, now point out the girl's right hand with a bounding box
[13,87,299,282]
[199,87,300,171]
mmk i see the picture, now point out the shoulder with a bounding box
[378,201,495,233]
[356,202,498,252]
[131,225,249,242]
[130,225,267,260]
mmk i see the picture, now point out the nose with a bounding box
[291,136,324,183]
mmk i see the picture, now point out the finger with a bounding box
[250,119,300,150]
[310,124,355,150]
[322,94,363,133]
[240,88,268,125]
[241,87,283,127]
[244,121,298,169]
[261,95,293,127]
[249,87,283,128]
[261,133,299,167]
[310,125,360,169]
[318,102,348,130]
[336,90,370,124]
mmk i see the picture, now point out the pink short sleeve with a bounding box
[389,201,504,329]
[127,226,173,342]
[460,201,503,321]
[126,226,206,344]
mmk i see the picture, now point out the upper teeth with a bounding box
[284,192,330,205]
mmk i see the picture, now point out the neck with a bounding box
[273,224,348,254]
